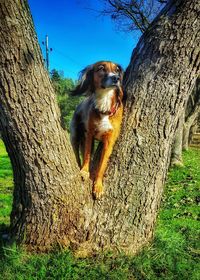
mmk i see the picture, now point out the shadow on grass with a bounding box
[0,223,10,258]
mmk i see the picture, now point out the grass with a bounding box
[0,141,13,226]
[0,139,199,279]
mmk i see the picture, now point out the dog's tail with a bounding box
[70,112,87,167]
[70,120,81,167]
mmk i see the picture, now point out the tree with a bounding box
[182,78,200,150]
[171,78,200,166]
[50,69,62,82]
[0,0,199,255]
[97,0,165,33]
[98,0,199,166]
[50,69,82,130]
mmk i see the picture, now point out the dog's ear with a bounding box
[117,64,124,80]
[71,65,94,96]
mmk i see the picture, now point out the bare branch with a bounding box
[96,0,165,33]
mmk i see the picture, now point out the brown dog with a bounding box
[70,61,123,198]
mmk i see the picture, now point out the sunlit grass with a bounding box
[0,139,199,280]
[0,141,13,227]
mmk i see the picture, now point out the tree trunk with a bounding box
[182,109,200,149]
[171,78,200,159]
[182,79,200,150]
[171,110,185,166]
[0,0,93,252]
[190,114,200,135]
[0,0,199,255]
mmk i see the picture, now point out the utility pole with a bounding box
[45,35,49,72]
[42,35,52,73]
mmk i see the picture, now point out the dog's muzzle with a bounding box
[102,74,120,88]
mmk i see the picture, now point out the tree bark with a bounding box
[0,0,199,255]
[0,0,93,252]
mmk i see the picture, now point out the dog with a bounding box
[70,61,124,198]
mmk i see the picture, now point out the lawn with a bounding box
[0,139,199,280]
[0,141,13,227]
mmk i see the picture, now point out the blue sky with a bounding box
[28,0,141,80]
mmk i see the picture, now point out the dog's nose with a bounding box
[112,75,120,83]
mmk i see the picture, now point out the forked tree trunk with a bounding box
[0,0,199,255]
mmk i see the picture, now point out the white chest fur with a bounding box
[95,115,113,140]
[94,89,114,113]
[99,115,113,131]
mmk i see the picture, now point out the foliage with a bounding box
[0,139,200,279]
[50,69,83,130]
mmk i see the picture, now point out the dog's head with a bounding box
[71,61,123,95]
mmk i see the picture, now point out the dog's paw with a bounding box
[93,182,104,199]
[80,169,90,180]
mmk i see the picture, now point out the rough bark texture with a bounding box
[0,0,199,255]
[0,0,93,251]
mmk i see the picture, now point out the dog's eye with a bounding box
[116,66,120,73]
[96,65,104,72]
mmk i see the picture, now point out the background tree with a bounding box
[170,110,185,166]
[0,0,199,255]
[50,69,82,130]
[171,78,200,165]
[182,78,200,150]
[97,0,166,33]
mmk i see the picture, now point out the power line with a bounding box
[40,35,84,74]
[52,47,84,68]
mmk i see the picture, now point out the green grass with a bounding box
[0,141,13,226]
[0,139,199,280]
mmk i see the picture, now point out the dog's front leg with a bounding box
[93,132,116,199]
[80,133,93,180]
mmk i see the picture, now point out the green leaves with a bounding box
[50,69,82,130]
